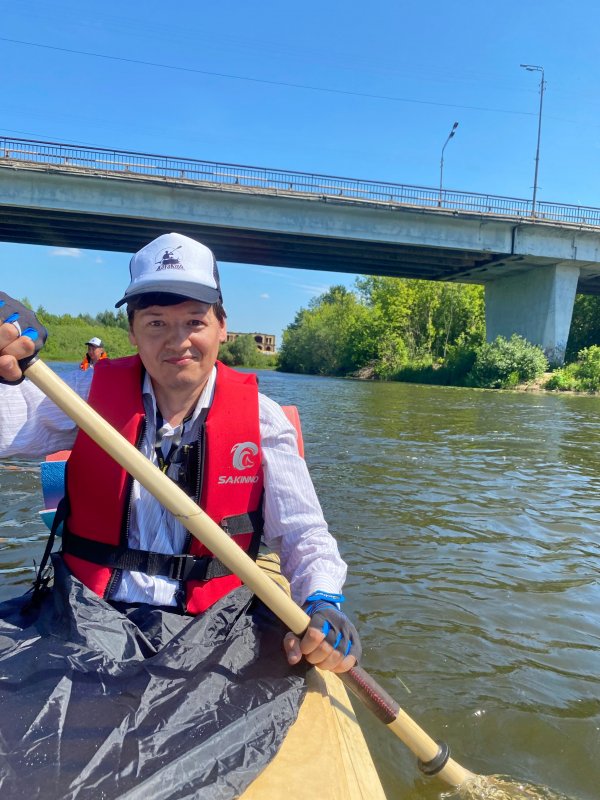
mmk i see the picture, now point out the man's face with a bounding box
[129,300,227,395]
[87,345,103,364]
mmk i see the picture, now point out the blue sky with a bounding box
[1,0,599,344]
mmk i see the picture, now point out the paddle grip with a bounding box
[341,665,400,724]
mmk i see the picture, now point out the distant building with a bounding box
[227,331,276,353]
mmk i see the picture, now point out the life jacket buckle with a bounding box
[169,554,209,582]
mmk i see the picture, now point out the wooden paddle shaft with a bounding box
[25,358,474,788]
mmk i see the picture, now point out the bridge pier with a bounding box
[484,263,580,366]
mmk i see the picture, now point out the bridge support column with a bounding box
[484,263,580,366]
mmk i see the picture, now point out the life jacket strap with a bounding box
[61,510,263,583]
[26,491,71,610]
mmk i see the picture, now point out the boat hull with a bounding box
[243,554,387,800]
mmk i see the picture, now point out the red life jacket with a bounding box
[62,356,264,614]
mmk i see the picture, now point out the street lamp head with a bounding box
[439,121,459,204]
[444,121,459,144]
[520,63,544,73]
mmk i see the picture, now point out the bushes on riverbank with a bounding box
[468,335,549,388]
[377,335,549,389]
[544,345,600,392]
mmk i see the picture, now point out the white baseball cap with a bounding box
[115,233,222,308]
[85,337,103,347]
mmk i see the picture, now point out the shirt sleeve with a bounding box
[0,367,93,459]
[259,393,347,605]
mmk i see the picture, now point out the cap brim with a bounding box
[115,280,221,308]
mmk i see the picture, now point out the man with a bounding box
[79,336,107,370]
[0,232,360,673]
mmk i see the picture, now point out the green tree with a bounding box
[278,286,375,375]
[432,282,485,358]
[356,276,485,369]
[565,295,600,361]
[95,309,129,330]
[278,277,486,379]
[218,335,265,368]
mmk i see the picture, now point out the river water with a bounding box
[1,364,599,800]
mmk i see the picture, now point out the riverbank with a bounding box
[516,372,554,392]
[348,366,600,395]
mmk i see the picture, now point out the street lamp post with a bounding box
[439,121,459,207]
[520,64,545,217]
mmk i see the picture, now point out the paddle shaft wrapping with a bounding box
[24,358,474,788]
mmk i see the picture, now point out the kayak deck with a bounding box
[242,554,387,800]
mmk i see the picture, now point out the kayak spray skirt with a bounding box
[0,555,307,799]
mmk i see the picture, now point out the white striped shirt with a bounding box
[0,367,346,606]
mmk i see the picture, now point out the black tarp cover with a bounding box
[0,556,307,799]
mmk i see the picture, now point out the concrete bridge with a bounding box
[2,137,600,364]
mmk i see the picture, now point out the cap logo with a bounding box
[231,442,259,471]
[155,245,184,272]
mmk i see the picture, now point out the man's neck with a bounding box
[153,383,206,428]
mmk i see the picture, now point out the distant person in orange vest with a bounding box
[80,337,107,371]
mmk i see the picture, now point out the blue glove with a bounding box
[0,293,48,385]
[303,591,362,662]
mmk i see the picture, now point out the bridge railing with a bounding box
[2,136,600,227]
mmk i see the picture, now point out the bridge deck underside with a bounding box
[0,205,502,281]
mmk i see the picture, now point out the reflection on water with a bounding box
[1,365,599,799]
